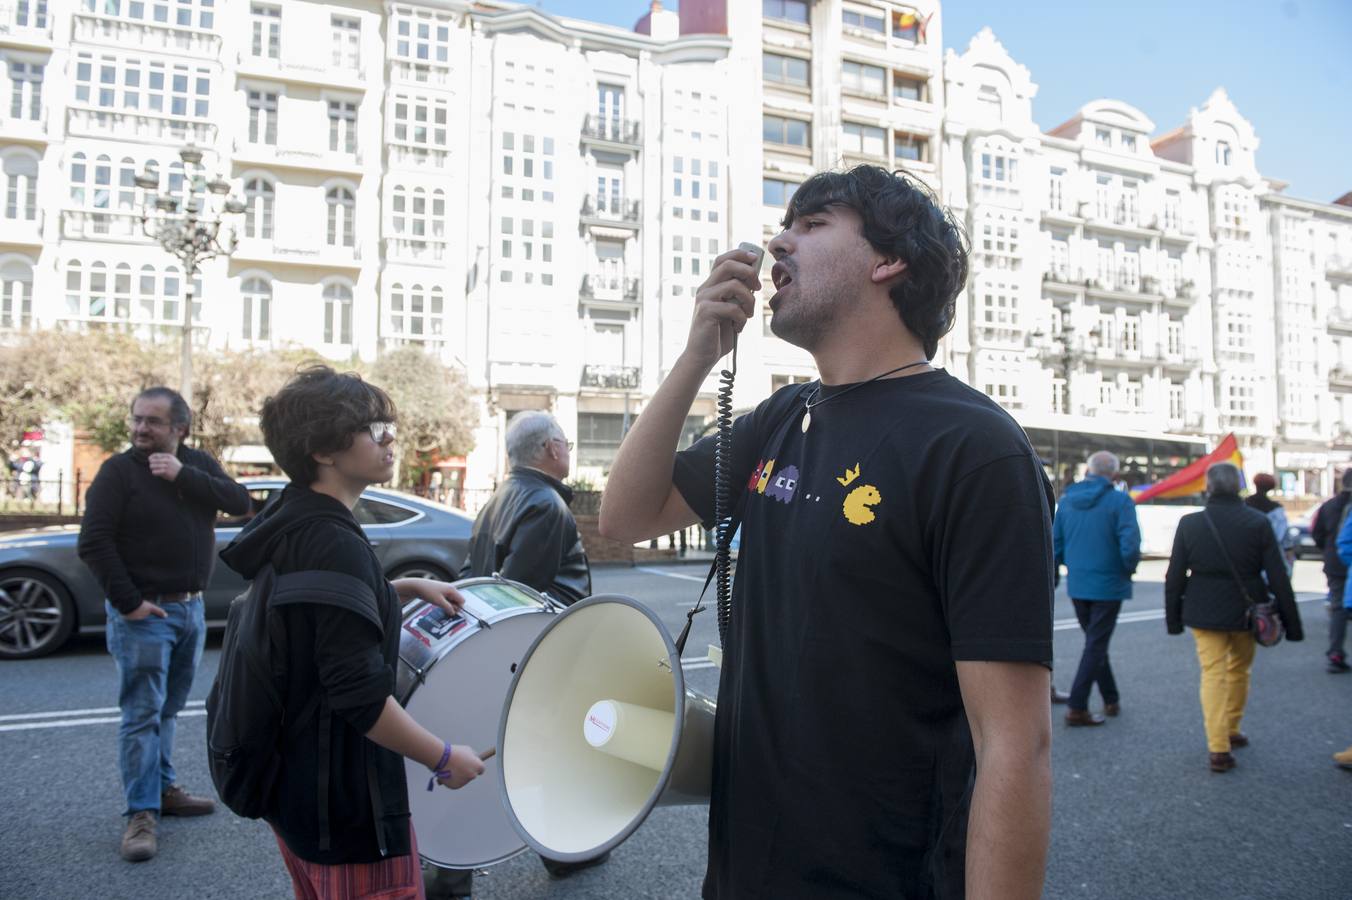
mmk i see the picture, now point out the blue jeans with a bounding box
[1069,599,1122,712]
[105,597,206,816]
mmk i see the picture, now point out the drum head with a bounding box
[403,582,555,869]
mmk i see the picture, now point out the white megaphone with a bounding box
[496,594,716,862]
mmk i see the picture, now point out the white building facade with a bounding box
[2,1,1349,496]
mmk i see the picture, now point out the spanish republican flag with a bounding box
[1130,433,1244,504]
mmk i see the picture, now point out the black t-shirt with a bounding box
[672,370,1054,900]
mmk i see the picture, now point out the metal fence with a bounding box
[0,472,83,516]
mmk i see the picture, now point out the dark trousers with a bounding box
[1069,599,1122,711]
[1328,576,1348,660]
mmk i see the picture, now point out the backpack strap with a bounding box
[266,568,382,855]
[270,570,383,635]
[316,694,332,852]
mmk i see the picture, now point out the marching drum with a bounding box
[396,576,559,869]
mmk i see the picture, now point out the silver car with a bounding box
[0,478,475,660]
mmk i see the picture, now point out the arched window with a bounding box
[2,153,38,221]
[323,281,353,345]
[389,282,405,334]
[88,261,108,318]
[114,262,132,319]
[0,258,34,330]
[64,260,82,316]
[391,185,408,234]
[137,264,157,320]
[163,264,182,323]
[410,187,426,236]
[69,152,87,206]
[117,157,138,210]
[431,189,446,238]
[241,276,271,341]
[93,155,112,209]
[326,185,355,247]
[244,177,274,239]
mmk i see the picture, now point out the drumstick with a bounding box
[478,747,496,761]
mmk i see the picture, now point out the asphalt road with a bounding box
[1,561,1348,899]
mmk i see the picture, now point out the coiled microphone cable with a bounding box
[713,335,737,647]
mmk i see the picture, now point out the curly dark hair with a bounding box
[782,165,969,358]
[259,365,396,487]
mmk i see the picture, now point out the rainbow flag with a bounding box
[1130,433,1243,503]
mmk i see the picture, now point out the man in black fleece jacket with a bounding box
[220,364,483,896]
[77,387,250,862]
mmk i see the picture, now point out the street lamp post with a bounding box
[135,143,245,411]
[1028,319,1101,488]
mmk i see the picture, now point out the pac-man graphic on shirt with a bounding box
[755,459,776,494]
[765,464,799,504]
[843,483,882,525]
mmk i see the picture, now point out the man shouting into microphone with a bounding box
[600,166,1053,899]
[79,387,251,862]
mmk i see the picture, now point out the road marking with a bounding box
[0,709,206,733]
[0,699,205,723]
[636,566,708,584]
[1053,593,1323,632]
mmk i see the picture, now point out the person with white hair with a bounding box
[1052,451,1142,727]
[459,411,590,605]
[1166,462,1303,773]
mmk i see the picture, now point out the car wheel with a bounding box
[0,569,77,661]
[388,562,453,582]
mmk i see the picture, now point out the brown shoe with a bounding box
[1065,710,1106,727]
[1228,732,1249,748]
[1104,703,1121,717]
[161,784,216,817]
[1209,752,1237,773]
[120,810,158,862]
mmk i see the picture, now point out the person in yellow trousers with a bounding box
[1164,463,1303,773]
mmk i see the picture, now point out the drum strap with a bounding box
[317,696,332,852]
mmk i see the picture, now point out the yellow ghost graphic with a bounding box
[756,459,776,494]
[843,484,882,525]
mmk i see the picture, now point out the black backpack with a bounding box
[206,564,380,820]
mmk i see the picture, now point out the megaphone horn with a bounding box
[496,595,716,862]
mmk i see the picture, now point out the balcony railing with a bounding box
[67,107,216,144]
[232,139,363,170]
[580,195,640,225]
[235,50,365,87]
[234,237,361,267]
[1327,256,1352,278]
[580,273,640,302]
[61,209,146,241]
[385,237,446,263]
[581,364,640,391]
[581,115,642,147]
[73,10,220,56]
[1331,367,1352,388]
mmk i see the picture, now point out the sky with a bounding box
[530,0,1352,204]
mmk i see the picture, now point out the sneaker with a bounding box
[120,810,158,862]
[1333,745,1352,769]
[161,784,216,817]
[1328,654,1350,674]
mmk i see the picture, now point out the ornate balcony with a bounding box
[581,115,642,150]
[581,365,640,391]
[66,107,215,144]
[580,272,640,304]
[73,10,220,57]
[580,195,640,230]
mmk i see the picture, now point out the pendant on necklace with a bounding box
[801,410,811,433]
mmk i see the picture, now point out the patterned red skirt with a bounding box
[274,827,425,900]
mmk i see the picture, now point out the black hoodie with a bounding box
[219,485,411,864]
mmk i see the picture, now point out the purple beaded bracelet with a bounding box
[427,741,452,791]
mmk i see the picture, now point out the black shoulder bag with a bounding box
[1199,511,1283,647]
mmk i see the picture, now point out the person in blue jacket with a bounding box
[1053,451,1143,726]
